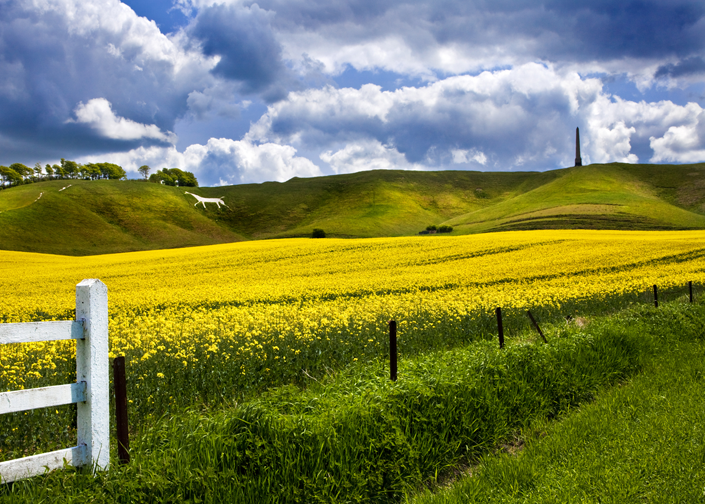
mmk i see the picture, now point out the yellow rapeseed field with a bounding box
[1,230,705,420]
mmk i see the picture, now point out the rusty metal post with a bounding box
[496,307,504,349]
[389,321,397,381]
[527,311,548,343]
[112,356,129,464]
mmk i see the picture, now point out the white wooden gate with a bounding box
[0,279,109,483]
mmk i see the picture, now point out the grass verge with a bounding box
[1,300,702,502]
[409,303,705,503]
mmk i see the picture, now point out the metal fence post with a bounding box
[113,356,130,464]
[389,320,397,381]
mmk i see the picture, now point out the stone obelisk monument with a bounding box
[575,127,582,166]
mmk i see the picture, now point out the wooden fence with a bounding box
[0,279,109,483]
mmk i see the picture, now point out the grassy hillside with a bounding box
[1,162,705,255]
[198,169,559,239]
[447,163,705,233]
[0,180,243,255]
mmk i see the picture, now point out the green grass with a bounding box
[3,296,703,503]
[3,163,705,255]
[0,180,243,255]
[0,284,686,469]
[409,305,705,503]
[447,163,705,233]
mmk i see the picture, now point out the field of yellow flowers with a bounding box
[1,229,705,448]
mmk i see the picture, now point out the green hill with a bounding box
[447,163,705,233]
[0,180,243,255]
[1,162,705,255]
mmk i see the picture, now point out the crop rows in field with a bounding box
[1,229,705,460]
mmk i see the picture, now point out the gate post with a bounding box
[76,279,110,471]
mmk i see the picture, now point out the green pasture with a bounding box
[2,163,705,255]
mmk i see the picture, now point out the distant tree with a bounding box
[312,228,326,238]
[52,164,64,179]
[61,159,79,179]
[84,163,100,179]
[149,169,174,185]
[149,168,198,187]
[138,165,150,180]
[103,163,126,180]
[9,163,33,181]
[164,168,198,187]
[0,166,21,187]
[83,164,101,180]
[86,162,126,180]
[426,225,437,231]
[34,162,43,179]
[45,164,54,178]
[438,225,453,233]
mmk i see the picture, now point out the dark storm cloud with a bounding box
[189,3,289,101]
[252,0,705,69]
[538,1,705,60]
[655,56,705,79]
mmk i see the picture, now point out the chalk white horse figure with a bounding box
[185,192,229,209]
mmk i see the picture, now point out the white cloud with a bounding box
[585,95,705,164]
[247,64,602,169]
[68,98,177,142]
[247,64,705,172]
[451,148,487,165]
[320,139,424,173]
[0,0,218,160]
[183,137,322,184]
[650,122,705,163]
[23,0,215,75]
[82,137,322,185]
[588,121,639,164]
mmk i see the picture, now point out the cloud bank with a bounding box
[1,0,704,184]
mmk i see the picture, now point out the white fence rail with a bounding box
[0,279,109,484]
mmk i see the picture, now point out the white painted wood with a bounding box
[75,279,110,472]
[0,445,87,484]
[0,382,86,415]
[0,320,83,345]
[0,279,109,482]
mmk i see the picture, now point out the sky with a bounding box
[1,0,704,186]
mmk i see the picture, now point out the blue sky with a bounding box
[1,0,704,185]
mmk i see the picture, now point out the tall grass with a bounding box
[5,296,701,502]
[2,284,694,465]
[0,283,698,465]
[410,303,705,503]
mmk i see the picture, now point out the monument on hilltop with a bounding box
[575,127,582,166]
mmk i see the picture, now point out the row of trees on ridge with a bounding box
[0,161,198,189]
[0,159,126,188]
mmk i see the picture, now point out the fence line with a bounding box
[0,279,109,484]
